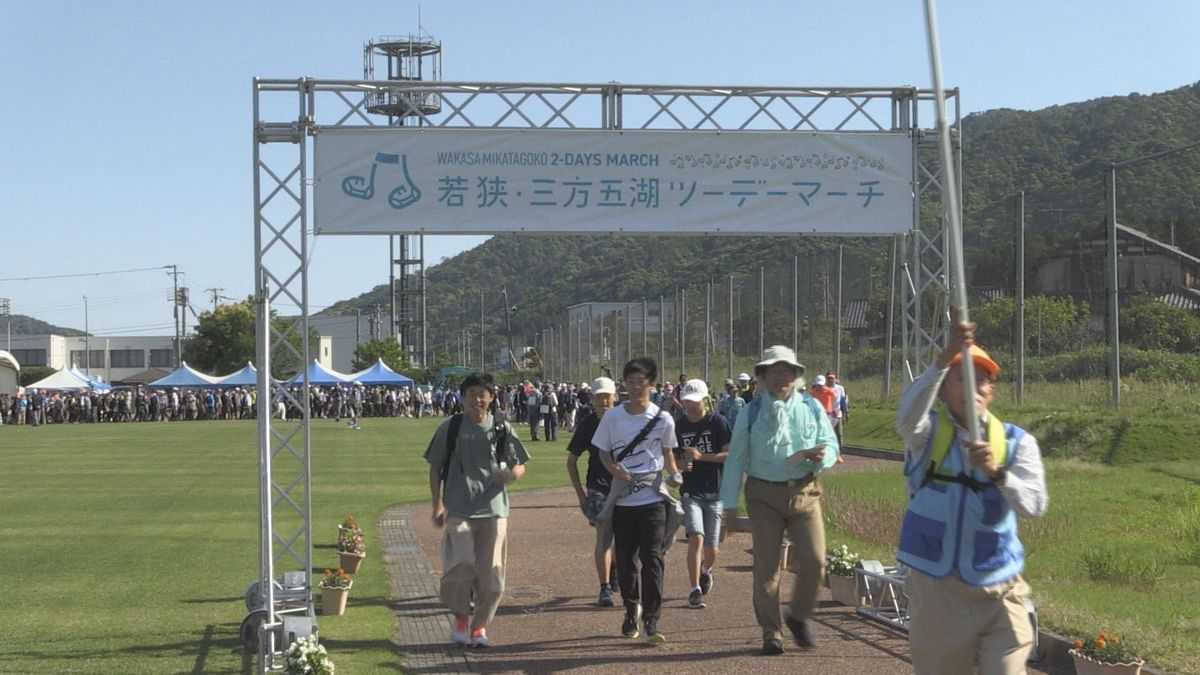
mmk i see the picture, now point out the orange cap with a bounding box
[949,344,1000,378]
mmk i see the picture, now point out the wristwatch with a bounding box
[989,466,1007,486]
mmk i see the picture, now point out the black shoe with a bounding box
[761,638,785,655]
[785,615,816,649]
[597,585,615,607]
[699,569,713,595]
[621,605,642,638]
[644,619,666,644]
[687,588,706,608]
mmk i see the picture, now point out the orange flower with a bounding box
[324,568,332,575]
[1098,632,1108,640]
[1096,638,1107,650]
[1111,635,1120,644]
[1072,639,1084,650]
[336,567,345,575]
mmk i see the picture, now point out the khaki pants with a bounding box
[907,570,1034,675]
[744,476,825,641]
[440,517,508,629]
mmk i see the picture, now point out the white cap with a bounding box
[813,374,826,386]
[680,379,709,402]
[591,376,617,396]
[737,372,751,382]
[755,345,806,373]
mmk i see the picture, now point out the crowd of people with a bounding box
[425,324,1048,674]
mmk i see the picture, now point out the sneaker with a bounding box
[699,569,713,595]
[785,615,816,649]
[687,588,706,609]
[597,585,615,607]
[450,615,469,644]
[761,638,785,655]
[644,619,666,644]
[621,605,642,638]
[470,627,489,648]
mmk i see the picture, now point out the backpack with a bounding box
[441,408,509,483]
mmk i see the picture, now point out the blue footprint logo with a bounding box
[341,153,421,209]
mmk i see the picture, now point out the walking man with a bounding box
[720,346,840,655]
[424,372,531,648]
[674,379,731,609]
[896,314,1047,674]
[594,358,683,644]
[566,376,619,607]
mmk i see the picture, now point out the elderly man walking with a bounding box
[720,346,839,656]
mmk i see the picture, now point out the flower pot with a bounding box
[1069,649,1143,675]
[828,573,857,606]
[321,581,352,616]
[339,550,366,574]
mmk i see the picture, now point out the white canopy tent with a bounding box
[0,350,19,396]
[25,367,112,393]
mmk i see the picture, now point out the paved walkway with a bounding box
[380,455,1070,674]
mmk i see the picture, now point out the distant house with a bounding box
[1036,223,1200,310]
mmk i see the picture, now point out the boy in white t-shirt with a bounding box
[595,358,682,644]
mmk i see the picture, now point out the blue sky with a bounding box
[2,0,1197,336]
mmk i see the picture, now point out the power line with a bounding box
[0,264,172,283]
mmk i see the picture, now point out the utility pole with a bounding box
[502,286,517,370]
[167,265,182,367]
[206,287,224,314]
[83,295,90,375]
[0,298,10,352]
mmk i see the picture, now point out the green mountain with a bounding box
[321,82,1200,358]
[2,314,86,338]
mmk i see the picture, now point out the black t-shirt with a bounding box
[567,411,610,493]
[674,412,732,496]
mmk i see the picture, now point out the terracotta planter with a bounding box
[828,573,857,605]
[321,581,352,616]
[1069,649,1144,675]
[339,550,366,574]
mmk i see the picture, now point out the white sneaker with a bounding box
[450,615,469,644]
[470,627,489,648]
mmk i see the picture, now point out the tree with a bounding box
[1120,293,1200,352]
[183,299,313,378]
[352,338,409,372]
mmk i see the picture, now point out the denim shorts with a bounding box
[681,492,723,547]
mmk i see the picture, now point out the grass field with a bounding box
[2,399,1197,673]
[0,417,573,674]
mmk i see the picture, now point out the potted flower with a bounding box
[826,544,861,606]
[337,516,366,574]
[319,567,353,616]
[1069,632,1143,675]
[283,634,335,675]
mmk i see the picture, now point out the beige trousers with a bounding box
[907,570,1035,675]
[440,516,508,629]
[744,476,826,641]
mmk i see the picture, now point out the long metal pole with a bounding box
[389,236,396,339]
[704,280,711,384]
[480,289,485,371]
[793,256,799,355]
[834,245,843,375]
[1016,192,1026,403]
[587,309,594,381]
[884,235,898,400]
[659,295,666,373]
[1107,166,1121,407]
[758,267,764,354]
[924,0,980,441]
[680,287,686,376]
[626,303,633,365]
[727,275,734,378]
[642,300,648,356]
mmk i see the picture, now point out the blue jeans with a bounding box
[681,492,723,547]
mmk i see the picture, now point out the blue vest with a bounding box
[897,410,1026,586]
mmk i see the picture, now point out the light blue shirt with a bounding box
[719,388,840,507]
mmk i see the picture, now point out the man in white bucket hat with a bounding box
[720,345,840,656]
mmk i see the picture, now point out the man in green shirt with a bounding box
[424,372,531,648]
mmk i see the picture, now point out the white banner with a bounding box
[314,128,912,236]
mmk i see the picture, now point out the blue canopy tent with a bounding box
[215,362,259,388]
[148,361,219,388]
[67,366,114,393]
[349,358,414,386]
[286,359,351,386]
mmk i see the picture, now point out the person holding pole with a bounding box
[895,313,1048,674]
